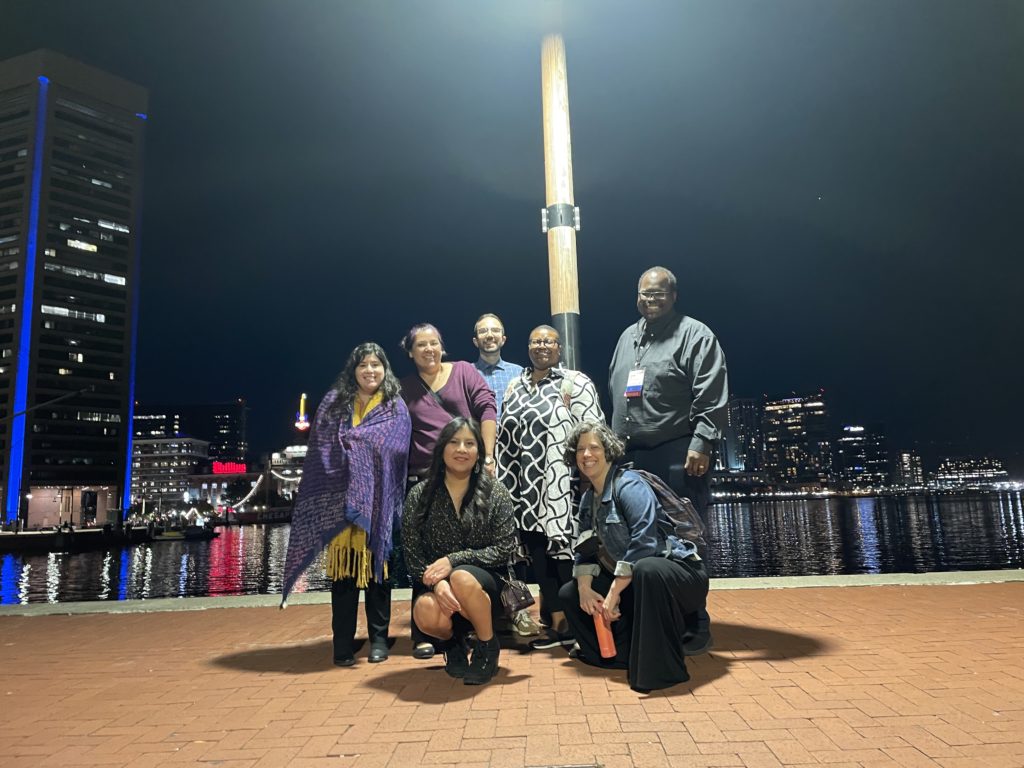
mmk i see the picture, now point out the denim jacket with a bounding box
[572,466,698,578]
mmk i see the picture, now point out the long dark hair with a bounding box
[333,342,401,408]
[417,416,493,524]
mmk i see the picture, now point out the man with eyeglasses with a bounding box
[472,313,524,419]
[608,266,729,654]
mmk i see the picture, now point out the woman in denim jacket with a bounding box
[558,421,709,692]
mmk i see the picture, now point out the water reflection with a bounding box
[2,492,1022,604]
[705,492,1024,577]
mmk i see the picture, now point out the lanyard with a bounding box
[633,320,654,367]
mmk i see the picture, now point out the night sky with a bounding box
[4,1,1022,472]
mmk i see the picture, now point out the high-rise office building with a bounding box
[130,436,209,508]
[0,50,147,527]
[834,424,889,488]
[761,391,832,487]
[894,450,925,487]
[724,397,762,471]
[133,399,248,462]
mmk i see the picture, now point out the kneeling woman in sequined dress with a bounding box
[403,417,517,686]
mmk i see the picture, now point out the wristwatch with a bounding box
[483,456,495,466]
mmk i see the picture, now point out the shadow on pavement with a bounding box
[210,638,367,674]
[539,620,833,695]
[207,621,829,694]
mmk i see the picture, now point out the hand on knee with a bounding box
[449,569,483,600]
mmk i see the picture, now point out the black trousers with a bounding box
[559,557,708,691]
[521,529,573,625]
[331,578,390,660]
[399,475,434,648]
[625,437,711,515]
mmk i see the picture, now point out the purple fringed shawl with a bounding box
[281,390,411,605]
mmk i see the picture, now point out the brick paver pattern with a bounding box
[1,583,1022,767]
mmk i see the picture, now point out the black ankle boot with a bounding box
[463,636,500,686]
[683,608,713,655]
[443,636,469,679]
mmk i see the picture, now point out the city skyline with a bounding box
[2,2,1021,477]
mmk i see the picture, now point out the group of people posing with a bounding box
[281,266,730,693]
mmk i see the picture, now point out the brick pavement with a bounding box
[1,581,1023,768]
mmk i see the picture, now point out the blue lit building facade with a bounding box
[834,424,890,489]
[0,50,146,528]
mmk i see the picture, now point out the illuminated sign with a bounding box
[212,461,247,474]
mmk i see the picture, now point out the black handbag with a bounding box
[498,565,535,619]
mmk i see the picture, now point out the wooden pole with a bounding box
[541,34,581,370]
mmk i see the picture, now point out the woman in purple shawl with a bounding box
[281,342,411,667]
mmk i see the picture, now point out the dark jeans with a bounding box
[331,578,390,660]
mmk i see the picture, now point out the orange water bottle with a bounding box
[594,613,616,658]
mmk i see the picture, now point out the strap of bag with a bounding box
[420,375,460,419]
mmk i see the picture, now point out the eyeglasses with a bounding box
[476,326,503,336]
[638,290,669,300]
[528,338,559,348]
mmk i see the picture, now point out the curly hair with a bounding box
[416,416,494,525]
[333,342,401,407]
[562,420,626,467]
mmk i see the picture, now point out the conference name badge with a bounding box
[625,368,644,398]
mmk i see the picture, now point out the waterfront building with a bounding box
[186,463,260,509]
[895,450,925,487]
[834,424,890,489]
[133,398,248,462]
[269,444,306,502]
[724,397,763,471]
[0,50,147,528]
[761,391,832,488]
[932,456,1009,489]
[130,436,208,509]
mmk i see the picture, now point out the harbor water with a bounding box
[2,492,1022,604]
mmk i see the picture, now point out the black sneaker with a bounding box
[528,630,575,651]
[443,637,469,679]
[464,636,500,685]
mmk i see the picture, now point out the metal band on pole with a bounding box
[541,34,582,370]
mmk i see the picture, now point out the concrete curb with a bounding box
[1,569,1020,617]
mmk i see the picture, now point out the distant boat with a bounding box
[150,525,220,542]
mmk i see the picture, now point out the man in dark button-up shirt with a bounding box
[608,266,727,655]
[609,266,729,510]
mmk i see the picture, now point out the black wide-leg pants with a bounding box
[560,556,708,691]
[331,578,390,660]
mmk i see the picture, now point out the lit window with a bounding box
[67,239,98,252]
[44,249,56,257]
[69,352,84,362]
[58,368,72,375]
[103,273,126,286]
[41,305,106,323]
[98,219,130,233]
